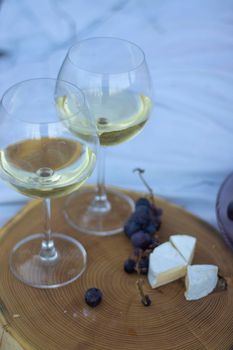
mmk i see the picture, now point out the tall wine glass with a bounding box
[58,37,152,236]
[0,78,97,288]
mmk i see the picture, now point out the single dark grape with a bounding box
[144,221,157,235]
[142,295,151,306]
[138,256,149,275]
[150,214,162,230]
[135,197,151,209]
[227,201,233,221]
[135,204,151,215]
[124,218,141,238]
[151,205,163,217]
[85,288,102,307]
[150,209,162,221]
[131,231,153,250]
[133,205,151,226]
[155,220,162,231]
[124,258,136,273]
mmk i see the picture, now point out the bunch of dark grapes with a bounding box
[125,197,162,242]
[123,169,163,306]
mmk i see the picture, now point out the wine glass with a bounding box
[58,37,152,236]
[0,78,98,288]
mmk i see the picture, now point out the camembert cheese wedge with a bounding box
[170,234,197,264]
[148,242,187,288]
[185,264,218,300]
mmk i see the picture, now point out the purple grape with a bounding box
[124,258,136,274]
[85,288,102,307]
[124,218,141,238]
[151,205,163,217]
[135,197,151,209]
[133,205,151,226]
[131,231,153,250]
[144,221,157,235]
[135,205,150,215]
[142,295,151,306]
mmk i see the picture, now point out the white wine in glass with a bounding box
[0,137,95,198]
[0,78,98,288]
[58,37,152,236]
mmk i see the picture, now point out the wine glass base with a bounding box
[64,188,135,236]
[9,233,87,288]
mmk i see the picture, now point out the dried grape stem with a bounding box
[0,328,3,346]
[136,279,145,298]
[135,250,142,274]
[136,279,148,305]
[133,168,155,206]
[0,300,10,346]
[0,324,9,346]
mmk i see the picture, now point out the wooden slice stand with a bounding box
[0,188,233,350]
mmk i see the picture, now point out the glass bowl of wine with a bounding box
[0,78,98,288]
[58,37,152,236]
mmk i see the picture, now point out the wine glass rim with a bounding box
[1,77,87,125]
[67,36,146,74]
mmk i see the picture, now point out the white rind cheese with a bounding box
[185,264,218,301]
[148,242,187,288]
[170,234,197,264]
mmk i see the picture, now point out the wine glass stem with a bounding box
[40,198,58,261]
[91,146,111,212]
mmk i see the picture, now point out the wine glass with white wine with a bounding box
[0,78,97,288]
[58,37,152,236]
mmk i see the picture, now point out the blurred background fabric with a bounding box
[0,0,232,227]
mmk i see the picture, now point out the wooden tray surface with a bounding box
[0,188,233,350]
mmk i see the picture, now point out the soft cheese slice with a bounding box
[185,264,218,301]
[170,234,197,264]
[148,242,187,288]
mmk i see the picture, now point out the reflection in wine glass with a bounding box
[58,37,152,236]
[0,78,98,288]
